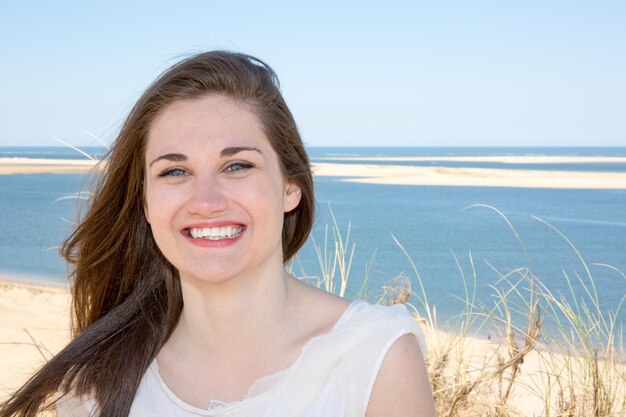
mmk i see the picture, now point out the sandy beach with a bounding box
[0,279,513,405]
[2,157,625,189]
[0,279,71,401]
[2,278,621,414]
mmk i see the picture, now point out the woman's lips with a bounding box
[181,223,246,248]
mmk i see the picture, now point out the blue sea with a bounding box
[1,146,625,334]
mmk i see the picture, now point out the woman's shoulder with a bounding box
[338,300,426,351]
[331,302,428,417]
[290,277,424,347]
[288,278,353,333]
[288,292,427,417]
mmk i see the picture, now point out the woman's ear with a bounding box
[284,180,302,213]
[144,202,151,224]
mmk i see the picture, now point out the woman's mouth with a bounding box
[185,225,245,240]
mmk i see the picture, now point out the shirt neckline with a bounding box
[150,299,363,414]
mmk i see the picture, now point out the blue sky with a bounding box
[0,1,624,147]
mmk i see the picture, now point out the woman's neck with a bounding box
[166,262,299,360]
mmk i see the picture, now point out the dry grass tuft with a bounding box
[304,209,625,416]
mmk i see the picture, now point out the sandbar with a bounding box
[0,158,100,175]
[2,158,626,189]
[312,162,626,189]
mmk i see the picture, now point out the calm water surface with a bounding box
[1,172,624,331]
[1,147,624,333]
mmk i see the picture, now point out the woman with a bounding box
[0,51,435,416]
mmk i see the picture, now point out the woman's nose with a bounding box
[186,174,228,216]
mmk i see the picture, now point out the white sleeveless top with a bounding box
[56,300,425,417]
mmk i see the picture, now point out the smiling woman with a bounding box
[143,96,301,287]
[0,51,435,417]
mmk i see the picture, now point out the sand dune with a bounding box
[0,279,71,400]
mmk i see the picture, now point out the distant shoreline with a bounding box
[312,162,626,189]
[315,155,626,164]
[0,158,100,175]
[2,157,626,189]
[0,273,69,289]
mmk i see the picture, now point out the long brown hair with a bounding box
[0,51,315,417]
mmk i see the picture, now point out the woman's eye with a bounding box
[159,168,188,177]
[226,162,253,173]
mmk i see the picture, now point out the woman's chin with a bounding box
[178,270,241,287]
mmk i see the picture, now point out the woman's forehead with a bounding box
[145,96,271,159]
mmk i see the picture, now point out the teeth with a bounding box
[189,226,244,240]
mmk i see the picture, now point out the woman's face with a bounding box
[143,95,301,285]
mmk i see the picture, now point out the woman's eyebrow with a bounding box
[148,153,187,168]
[149,147,262,168]
[220,146,262,157]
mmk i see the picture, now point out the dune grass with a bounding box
[299,206,625,417]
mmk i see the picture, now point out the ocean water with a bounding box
[0,146,108,160]
[307,146,626,172]
[1,147,625,332]
[2,146,626,173]
[307,146,626,158]
[314,159,626,173]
